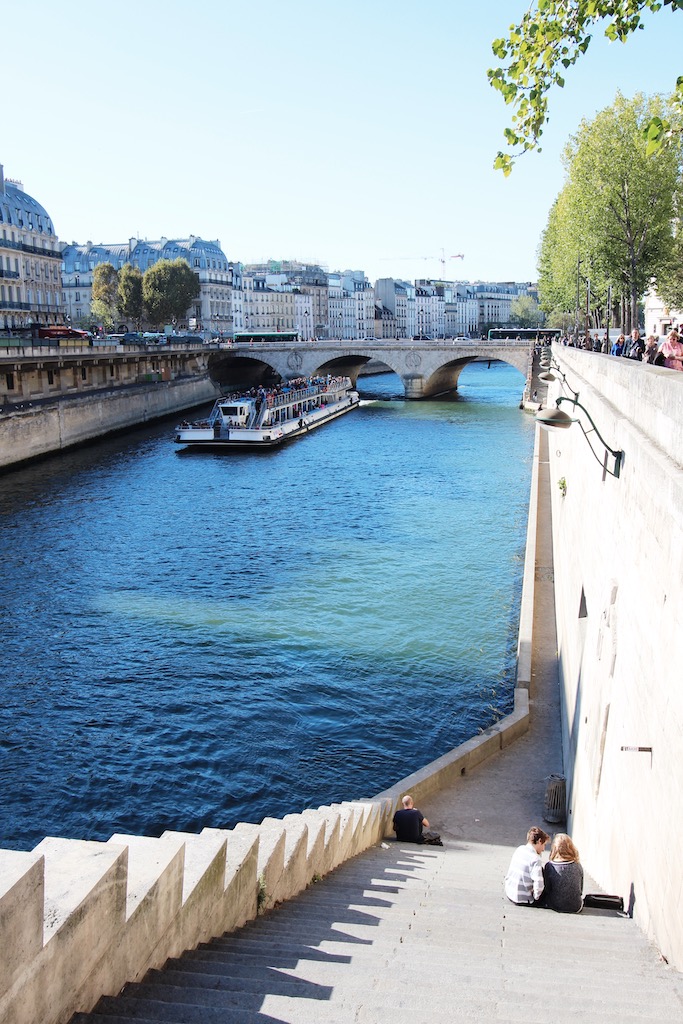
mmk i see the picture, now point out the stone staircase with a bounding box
[71,838,683,1024]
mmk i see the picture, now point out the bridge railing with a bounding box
[229,338,530,349]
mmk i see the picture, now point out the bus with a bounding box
[487,328,560,343]
[233,331,300,344]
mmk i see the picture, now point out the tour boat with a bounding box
[174,375,359,449]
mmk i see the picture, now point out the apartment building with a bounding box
[0,166,62,331]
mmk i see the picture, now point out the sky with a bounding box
[3,1,679,285]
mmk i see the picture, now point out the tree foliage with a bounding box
[118,263,144,327]
[489,0,683,174]
[509,294,543,328]
[537,92,681,330]
[142,259,200,326]
[91,263,119,327]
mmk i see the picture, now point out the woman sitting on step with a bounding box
[543,833,584,913]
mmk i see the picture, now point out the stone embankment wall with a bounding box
[544,347,683,971]
[0,418,542,1024]
[0,376,219,471]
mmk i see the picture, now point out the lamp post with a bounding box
[536,395,623,479]
[303,309,310,340]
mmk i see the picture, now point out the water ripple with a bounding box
[0,365,533,849]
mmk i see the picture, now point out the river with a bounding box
[0,363,534,850]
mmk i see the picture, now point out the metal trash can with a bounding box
[543,774,566,824]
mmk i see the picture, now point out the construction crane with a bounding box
[381,249,465,278]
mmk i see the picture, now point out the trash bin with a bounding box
[543,774,566,824]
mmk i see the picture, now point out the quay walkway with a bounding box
[71,428,683,1022]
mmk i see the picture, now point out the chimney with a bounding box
[0,164,4,194]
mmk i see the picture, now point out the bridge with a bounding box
[208,338,532,399]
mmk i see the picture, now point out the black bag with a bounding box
[583,893,624,911]
[421,830,443,846]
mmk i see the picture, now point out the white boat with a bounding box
[174,375,359,449]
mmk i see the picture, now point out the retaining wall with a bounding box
[545,347,683,970]
[0,376,219,470]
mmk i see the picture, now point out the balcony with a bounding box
[0,268,20,280]
[0,238,61,259]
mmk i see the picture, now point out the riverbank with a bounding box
[0,375,219,471]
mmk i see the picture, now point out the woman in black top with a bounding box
[543,833,583,913]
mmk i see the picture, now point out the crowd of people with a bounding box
[555,328,683,371]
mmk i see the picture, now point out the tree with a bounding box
[118,263,144,328]
[91,262,119,329]
[142,259,200,327]
[653,180,683,309]
[537,188,618,328]
[509,294,543,328]
[537,92,681,331]
[489,0,683,175]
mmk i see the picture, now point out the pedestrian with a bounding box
[542,833,584,913]
[642,335,660,364]
[627,329,645,361]
[611,334,625,357]
[504,826,550,906]
[392,794,442,845]
[660,329,683,371]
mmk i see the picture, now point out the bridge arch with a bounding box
[207,340,530,399]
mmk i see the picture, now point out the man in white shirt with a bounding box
[505,826,550,905]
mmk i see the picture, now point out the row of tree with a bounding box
[537,91,683,334]
[89,259,200,332]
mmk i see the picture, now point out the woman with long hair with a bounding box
[542,833,583,912]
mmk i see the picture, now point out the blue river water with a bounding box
[0,364,534,851]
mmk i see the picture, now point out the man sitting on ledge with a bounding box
[393,794,430,843]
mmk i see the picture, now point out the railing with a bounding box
[269,377,351,409]
[231,338,530,350]
[0,237,61,258]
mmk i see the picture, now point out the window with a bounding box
[47,370,54,385]
[6,372,14,390]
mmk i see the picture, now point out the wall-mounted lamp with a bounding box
[536,395,624,479]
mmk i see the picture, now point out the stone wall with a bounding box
[544,347,683,970]
[0,376,219,470]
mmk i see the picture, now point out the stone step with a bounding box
[70,835,682,1024]
[74,1001,289,1023]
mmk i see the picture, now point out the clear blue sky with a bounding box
[3,1,678,284]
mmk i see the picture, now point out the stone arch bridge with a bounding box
[208,338,531,399]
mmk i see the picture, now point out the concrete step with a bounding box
[75,1001,288,1023]
[70,838,682,1024]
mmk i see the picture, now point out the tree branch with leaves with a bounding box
[489,0,683,174]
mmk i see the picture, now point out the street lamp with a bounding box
[303,309,310,340]
[536,395,623,479]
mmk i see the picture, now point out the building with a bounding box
[468,281,535,335]
[241,272,300,334]
[243,261,329,339]
[644,288,681,337]
[374,279,415,338]
[61,237,240,334]
[0,166,62,331]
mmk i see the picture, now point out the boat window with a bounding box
[221,406,240,416]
